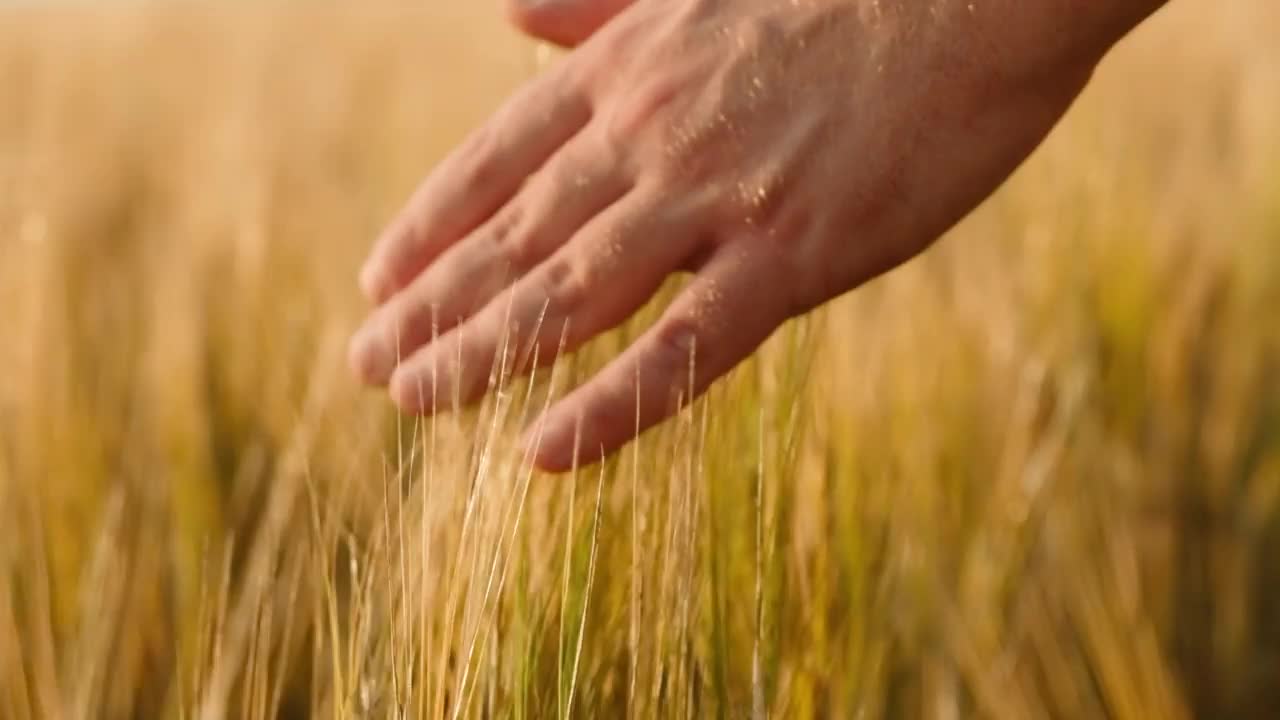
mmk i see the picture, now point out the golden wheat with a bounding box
[1,1,1278,718]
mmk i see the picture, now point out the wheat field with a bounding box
[0,2,1278,718]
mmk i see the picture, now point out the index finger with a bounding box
[359,67,594,304]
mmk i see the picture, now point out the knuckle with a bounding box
[680,0,730,23]
[540,257,589,316]
[488,203,535,269]
[646,116,728,188]
[601,74,680,149]
[651,315,700,375]
[730,172,789,229]
[540,143,628,211]
[650,144,710,189]
[725,13,783,58]
[542,144,610,197]
[557,55,601,99]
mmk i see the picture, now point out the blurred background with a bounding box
[0,2,1278,718]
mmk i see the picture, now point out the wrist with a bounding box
[1001,0,1170,74]
[1050,0,1169,66]
[885,0,1169,85]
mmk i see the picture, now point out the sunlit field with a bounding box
[1,2,1278,718]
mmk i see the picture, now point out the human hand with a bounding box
[349,0,1155,471]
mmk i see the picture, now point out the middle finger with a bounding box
[349,130,634,385]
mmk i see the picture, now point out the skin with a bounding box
[349,0,1169,471]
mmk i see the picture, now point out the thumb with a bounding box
[506,0,639,47]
